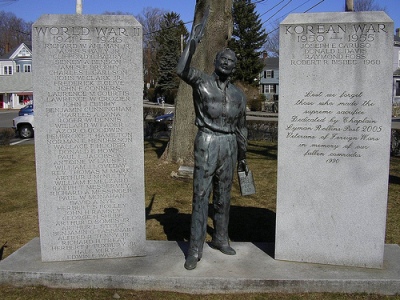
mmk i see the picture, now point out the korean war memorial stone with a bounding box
[275,12,393,268]
[33,15,146,262]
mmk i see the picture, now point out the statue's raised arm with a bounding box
[176,6,209,77]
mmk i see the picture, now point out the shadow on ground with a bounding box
[144,138,169,158]
[146,195,275,244]
[389,175,400,185]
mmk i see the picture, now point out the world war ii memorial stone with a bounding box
[276,12,393,268]
[32,15,146,261]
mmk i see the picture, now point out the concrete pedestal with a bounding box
[1,238,400,295]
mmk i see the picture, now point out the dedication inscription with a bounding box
[33,15,146,262]
[275,12,393,268]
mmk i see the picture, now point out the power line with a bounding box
[252,0,267,4]
[262,0,293,25]
[304,0,325,12]
[147,0,269,36]
[0,0,18,6]
[144,0,326,37]
[259,0,286,18]
[262,0,314,27]
[264,0,326,34]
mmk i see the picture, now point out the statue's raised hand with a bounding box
[189,6,210,48]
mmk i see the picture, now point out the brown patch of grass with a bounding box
[0,145,38,257]
[0,286,399,300]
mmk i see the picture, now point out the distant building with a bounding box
[393,29,400,113]
[259,55,279,112]
[259,56,279,100]
[0,43,33,109]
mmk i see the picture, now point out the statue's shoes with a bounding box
[209,242,236,255]
[184,255,199,270]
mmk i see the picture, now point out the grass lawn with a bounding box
[1,140,400,299]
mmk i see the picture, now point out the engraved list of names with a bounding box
[275,12,393,268]
[33,15,146,262]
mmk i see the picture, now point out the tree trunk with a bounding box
[162,0,233,166]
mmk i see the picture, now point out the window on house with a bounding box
[396,80,400,97]
[266,70,274,78]
[24,65,31,72]
[263,84,275,94]
[19,48,30,57]
[3,66,12,75]
[16,65,20,72]
[398,51,400,68]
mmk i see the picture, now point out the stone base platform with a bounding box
[1,238,400,295]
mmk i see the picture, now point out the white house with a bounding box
[0,43,33,109]
[393,29,400,117]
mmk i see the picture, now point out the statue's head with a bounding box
[214,48,237,78]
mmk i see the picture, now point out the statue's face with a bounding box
[214,50,236,78]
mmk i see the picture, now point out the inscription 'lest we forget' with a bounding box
[33,15,146,262]
[286,90,381,164]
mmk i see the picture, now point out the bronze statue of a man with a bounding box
[176,14,248,270]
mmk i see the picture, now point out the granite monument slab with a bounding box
[32,14,146,261]
[275,12,393,268]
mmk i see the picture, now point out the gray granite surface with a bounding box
[32,15,146,261]
[1,239,400,294]
[276,12,394,268]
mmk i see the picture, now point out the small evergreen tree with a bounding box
[229,0,267,85]
[154,12,188,103]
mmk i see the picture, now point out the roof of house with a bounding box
[264,57,279,69]
[0,43,32,60]
[0,72,32,93]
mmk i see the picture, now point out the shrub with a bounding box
[0,128,16,146]
[247,120,278,142]
[391,129,400,156]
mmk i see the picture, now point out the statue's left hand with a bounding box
[238,159,249,176]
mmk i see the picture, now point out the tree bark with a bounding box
[162,0,233,166]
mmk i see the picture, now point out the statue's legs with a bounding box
[211,134,237,248]
[185,131,237,269]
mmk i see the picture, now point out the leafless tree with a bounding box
[0,11,31,56]
[135,7,167,49]
[263,19,280,57]
[353,0,386,12]
[135,7,167,89]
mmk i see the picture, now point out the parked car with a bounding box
[154,113,174,131]
[18,103,34,116]
[13,114,34,138]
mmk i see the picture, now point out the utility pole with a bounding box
[345,0,354,12]
[76,0,82,14]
